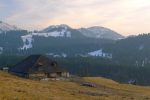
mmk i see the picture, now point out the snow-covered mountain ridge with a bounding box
[42,24,124,40]
[19,25,72,50]
[0,21,18,32]
[0,22,124,59]
[0,22,124,40]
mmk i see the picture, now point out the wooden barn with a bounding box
[9,55,69,80]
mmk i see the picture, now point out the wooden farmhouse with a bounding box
[9,55,69,80]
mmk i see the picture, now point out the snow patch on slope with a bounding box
[88,49,112,58]
[88,49,103,56]
[19,34,33,50]
[33,30,71,38]
[46,53,67,58]
[0,47,3,54]
[62,53,67,58]
[40,24,71,37]
[19,29,71,50]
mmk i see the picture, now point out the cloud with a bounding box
[6,0,121,28]
[3,0,150,35]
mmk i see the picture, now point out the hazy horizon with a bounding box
[1,0,150,36]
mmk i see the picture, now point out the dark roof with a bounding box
[9,55,66,74]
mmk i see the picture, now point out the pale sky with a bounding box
[1,0,150,36]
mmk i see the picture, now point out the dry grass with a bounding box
[0,71,150,100]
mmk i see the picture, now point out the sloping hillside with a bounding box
[0,71,150,100]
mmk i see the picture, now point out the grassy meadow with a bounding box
[0,71,150,100]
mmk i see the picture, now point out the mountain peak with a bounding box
[79,26,124,40]
[88,26,117,32]
[57,24,70,28]
[41,24,71,33]
[41,24,124,40]
[0,21,18,32]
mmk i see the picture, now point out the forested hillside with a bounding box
[103,33,150,67]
